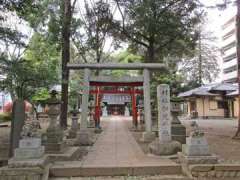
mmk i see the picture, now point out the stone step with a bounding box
[50,175,192,180]
[49,163,183,177]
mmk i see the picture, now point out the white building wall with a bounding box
[222,16,238,83]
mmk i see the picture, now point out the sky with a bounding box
[1,0,237,83]
[201,0,237,82]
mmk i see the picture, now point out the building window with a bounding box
[223,65,237,74]
[222,16,235,30]
[222,41,236,52]
[223,53,236,62]
[222,29,235,41]
[224,77,238,83]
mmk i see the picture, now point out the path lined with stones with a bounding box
[81,116,176,167]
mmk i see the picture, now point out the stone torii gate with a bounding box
[67,63,166,142]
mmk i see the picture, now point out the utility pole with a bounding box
[234,0,240,138]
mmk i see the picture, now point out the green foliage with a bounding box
[71,0,115,63]
[113,0,200,62]
[102,50,143,77]
[0,112,11,122]
[0,32,60,101]
[31,88,50,105]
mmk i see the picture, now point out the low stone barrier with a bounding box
[189,164,240,178]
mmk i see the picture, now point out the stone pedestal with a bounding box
[13,138,44,160]
[1,137,49,180]
[141,131,155,142]
[68,116,79,139]
[44,127,65,153]
[149,139,181,156]
[178,122,218,166]
[183,136,210,156]
[149,84,181,155]
[75,129,94,146]
[171,101,186,144]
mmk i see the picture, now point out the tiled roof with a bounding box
[178,83,237,97]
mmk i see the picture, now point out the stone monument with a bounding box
[0,120,49,180]
[43,90,65,153]
[68,105,80,139]
[171,101,186,144]
[9,120,46,166]
[149,84,181,155]
[178,121,218,165]
[124,105,130,116]
[9,99,25,157]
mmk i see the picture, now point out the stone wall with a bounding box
[189,164,240,179]
[0,166,48,180]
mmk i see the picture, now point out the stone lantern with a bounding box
[44,90,65,153]
[171,100,186,144]
[68,105,80,138]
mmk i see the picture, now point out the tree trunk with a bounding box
[146,41,155,63]
[60,0,71,128]
[234,0,240,137]
[198,31,203,85]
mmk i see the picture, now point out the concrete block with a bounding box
[14,146,45,159]
[189,164,214,172]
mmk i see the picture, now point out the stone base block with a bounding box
[14,146,45,160]
[8,155,48,168]
[0,166,46,180]
[149,139,181,156]
[178,152,218,165]
[171,124,186,144]
[140,131,156,142]
[47,147,85,162]
[172,135,186,145]
[44,142,65,154]
[75,129,94,146]
[94,128,103,134]
[88,120,95,128]
[68,129,77,139]
[182,143,210,156]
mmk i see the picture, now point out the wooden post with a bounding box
[94,86,101,128]
[131,87,138,128]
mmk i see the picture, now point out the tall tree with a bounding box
[113,0,200,63]
[60,0,74,128]
[180,23,220,85]
[71,0,115,64]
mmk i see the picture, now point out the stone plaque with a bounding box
[157,84,171,142]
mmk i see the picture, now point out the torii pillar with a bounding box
[75,68,93,145]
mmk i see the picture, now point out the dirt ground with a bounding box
[180,117,240,163]
[1,117,240,163]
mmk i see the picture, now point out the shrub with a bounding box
[0,112,11,122]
